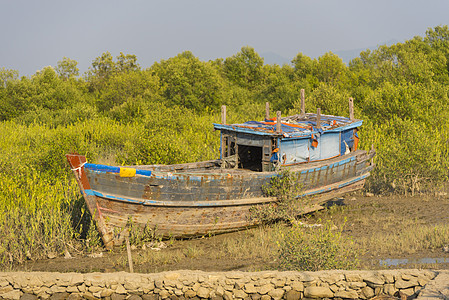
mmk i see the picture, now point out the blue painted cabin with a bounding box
[214,113,361,172]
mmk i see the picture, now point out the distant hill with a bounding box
[260,52,291,66]
[334,39,400,64]
[261,39,400,66]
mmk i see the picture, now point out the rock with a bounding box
[70,274,84,286]
[216,286,225,296]
[418,276,430,286]
[196,287,210,298]
[223,290,233,300]
[49,292,70,300]
[260,295,271,300]
[159,290,170,299]
[1,289,22,300]
[21,294,38,300]
[125,280,141,290]
[101,288,114,297]
[233,289,248,299]
[345,273,362,282]
[361,286,374,299]
[383,284,396,296]
[348,281,366,289]
[50,285,67,294]
[395,279,418,289]
[173,289,183,296]
[366,192,374,197]
[67,293,84,300]
[67,286,79,293]
[268,288,285,300]
[304,286,334,298]
[47,252,57,259]
[257,284,274,295]
[272,278,286,288]
[28,275,43,287]
[402,274,412,281]
[401,287,416,296]
[0,285,13,294]
[154,280,164,289]
[184,290,197,298]
[111,293,126,300]
[364,274,384,286]
[142,295,158,300]
[115,284,127,295]
[291,281,304,292]
[383,273,395,284]
[128,295,143,300]
[0,280,9,287]
[285,290,301,300]
[88,286,102,293]
[244,283,257,294]
[329,284,339,293]
[320,272,345,284]
[251,294,262,300]
[335,289,359,299]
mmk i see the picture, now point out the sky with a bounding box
[1,0,449,76]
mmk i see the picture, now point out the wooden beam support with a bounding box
[349,97,354,121]
[221,105,226,125]
[300,89,305,116]
[316,108,321,129]
[276,111,282,133]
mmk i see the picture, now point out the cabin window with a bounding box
[238,145,262,171]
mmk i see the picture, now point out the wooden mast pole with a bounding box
[300,89,305,116]
[349,97,354,121]
[316,108,321,129]
[276,111,282,133]
[221,105,227,125]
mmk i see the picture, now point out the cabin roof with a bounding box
[214,113,362,138]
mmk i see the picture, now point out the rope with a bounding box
[71,162,86,178]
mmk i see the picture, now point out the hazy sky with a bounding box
[1,0,449,76]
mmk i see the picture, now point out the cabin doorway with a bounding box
[238,145,262,171]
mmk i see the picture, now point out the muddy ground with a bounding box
[14,193,449,273]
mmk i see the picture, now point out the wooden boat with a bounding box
[67,96,375,248]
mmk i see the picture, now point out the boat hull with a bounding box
[67,149,374,248]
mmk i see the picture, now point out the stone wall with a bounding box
[0,269,437,299]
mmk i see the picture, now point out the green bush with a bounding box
[278,220,359,271]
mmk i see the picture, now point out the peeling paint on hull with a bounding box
[66,149,375,248]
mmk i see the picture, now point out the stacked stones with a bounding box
[0,269,436,299]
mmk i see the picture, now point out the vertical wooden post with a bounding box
[276,111,282,133]
[221,105,226,125]
[316,108,321,129]
[349,97,354,121]
[300,89,305,116]
[125,235,134,273]
[265,102,270,120]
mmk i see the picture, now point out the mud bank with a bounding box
[0,269,437,299]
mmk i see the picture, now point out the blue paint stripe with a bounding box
[84,189,145,204]
[84,189,254,207]
[84,163,152,177]
[136,169,153,176]
[85,163,120,173]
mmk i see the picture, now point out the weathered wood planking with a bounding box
[67,148,374,248]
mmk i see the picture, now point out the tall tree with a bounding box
[55,57,79,80]
[223,46,265,89]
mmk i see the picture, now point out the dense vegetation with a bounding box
[1,26,449,267]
